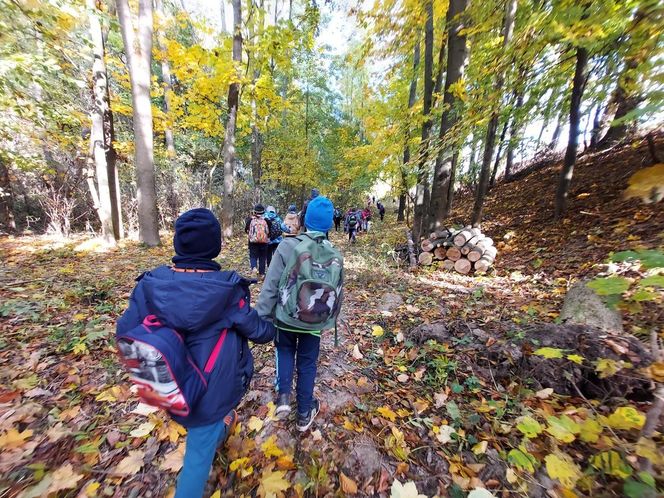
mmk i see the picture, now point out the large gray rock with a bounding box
[560,281,623,333]
[378,292,404,312]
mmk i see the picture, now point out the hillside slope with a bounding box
[449,132,664,332]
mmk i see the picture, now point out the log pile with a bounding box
[417,226,497,274]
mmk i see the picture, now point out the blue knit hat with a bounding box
[304,196,334,232]
[173,208,221,260]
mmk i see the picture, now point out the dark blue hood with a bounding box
[139,266,249,333]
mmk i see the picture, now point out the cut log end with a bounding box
[418,251,434,266]
[446,246,462,261]
[442,259,455,270]
[454,258,472,274]
[434,247,447,260]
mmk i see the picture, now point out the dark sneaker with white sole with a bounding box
[296,398,320,432]
[275,392,291,418]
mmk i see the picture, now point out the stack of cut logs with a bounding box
[418,226,497,274]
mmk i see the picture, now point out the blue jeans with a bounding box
[275,329,321,415]
[174,419,230,498]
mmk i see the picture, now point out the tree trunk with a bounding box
[89,0,116,245]
[0,156,16,232]
[504,89,525,179]
[428,0,470,230]
[548,108,565,151]
[489,117,509,187]
[555,47,588,219]
[250,69,263,200]
[117,0,161,246]
[220,0,228,33]
[597,58,640,148]
[471,0,517,227]
[155,0,178,220]
[221,0,242,239]
[412,0,435,242]
[444,151,458,216]
[398,38,421,222]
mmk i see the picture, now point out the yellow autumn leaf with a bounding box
[84,482,100,497]
[210,492,221,498]
[635,437,664,465]
[545,452,582,488]
[0,428,34,449]
[114,450,145,475]
[371,324,384,337]
[48,464,83,494]
[624,163,664,204]
[73,313,87,321]
[95,386,122,403]
[247,416,264,433]
[160,442,185,473]
[340,471,358,494]
[472,440,488,455]
[579,418,602,443]
[646,362,664,382]
[257,469,290,497]
[606,406,645,430]
[590,451,632,479]
[377,405,397,421]
[545,415,580,443]
[261,435,284,458]
[595,358,631,379]
[129,422,156,438]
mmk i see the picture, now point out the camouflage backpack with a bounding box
[275,233,343,335]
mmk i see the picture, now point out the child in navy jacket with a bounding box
[117,208,275,498]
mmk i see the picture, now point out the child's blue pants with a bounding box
[275,329,321,415]
[174,419,229,498]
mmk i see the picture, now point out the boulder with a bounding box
[560,281,623,333]
[410,321,451,344]
[378,293,404,313]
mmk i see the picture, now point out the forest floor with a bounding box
[0,136,663,498]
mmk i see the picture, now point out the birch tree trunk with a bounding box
[117,0,160,246]
[428,0,471,230]
[221,0,242,239]
[88,0,116,245]
[471,0,517,227]
[555,46,588,219]
[398,38,421,222]
[412,0,434,241]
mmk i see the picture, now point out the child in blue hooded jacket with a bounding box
[117,208,275,498]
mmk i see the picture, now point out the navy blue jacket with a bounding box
[116,265,275,427]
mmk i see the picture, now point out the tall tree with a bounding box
[504,89,524,179]
[221,0,242,238]
[428,0,471,229]
[0,156,15,232]
[471,0,517,227]
[555,46,589,219]
[412,0,434,241]
[116,0,160,246]
[398,39,421,222]
[88,0,117,245]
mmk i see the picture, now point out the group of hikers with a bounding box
[245,189,388,276]
[116,189,354,497]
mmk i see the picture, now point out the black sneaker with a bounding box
[296,398,320,432]
[275,392,291,418]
